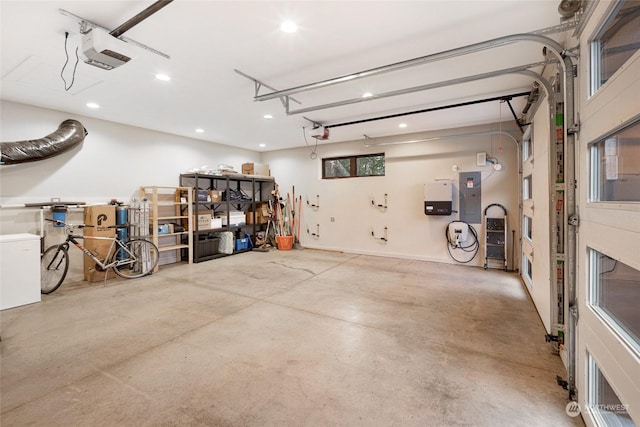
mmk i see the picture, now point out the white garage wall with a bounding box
[1,100,521,274]
[264,123,521,267]
[0,100,261,281]
[1,100,260,233]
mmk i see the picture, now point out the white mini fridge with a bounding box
[0,233,41,310]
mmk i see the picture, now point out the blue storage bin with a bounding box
[235,237,250,251]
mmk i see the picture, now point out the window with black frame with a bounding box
[322,153,385,179]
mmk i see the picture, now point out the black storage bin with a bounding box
[197,235,220,257]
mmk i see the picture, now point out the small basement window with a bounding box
[323,153,385,179]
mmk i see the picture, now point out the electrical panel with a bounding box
[459,172,481,223]
[424,180,452,215]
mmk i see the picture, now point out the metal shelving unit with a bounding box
[179,173,275,262]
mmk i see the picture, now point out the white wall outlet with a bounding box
[476,152,487,166]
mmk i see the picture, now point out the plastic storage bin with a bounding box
[235,236,250,251]
[197,235,219,257]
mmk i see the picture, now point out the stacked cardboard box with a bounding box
[190,210,213,230]
[209,190,222,203]
[83,205,116,282]
[246,203,269,224]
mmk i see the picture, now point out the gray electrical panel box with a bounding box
[459,172,481,223]
[424,180,453,215]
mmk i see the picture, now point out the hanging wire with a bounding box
[60,32,80,91]
[302,126,318,159]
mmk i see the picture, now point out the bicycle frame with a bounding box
[63,232,136,270]
[41,219,158,294]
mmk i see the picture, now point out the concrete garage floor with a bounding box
[1,250,584,426]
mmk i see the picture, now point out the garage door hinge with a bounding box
[568,215,579,227]
[573,64,578,78]
[567,122,580,135]
[556,375,568,390]
[567,124,580,134]
[545,334,559,342]
[569,305,579,320]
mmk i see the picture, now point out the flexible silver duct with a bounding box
[0,119,88,165]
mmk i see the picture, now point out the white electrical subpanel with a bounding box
[476,152,487,166]
[424,180,452,215]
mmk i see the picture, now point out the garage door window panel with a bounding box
[589,248,640,355]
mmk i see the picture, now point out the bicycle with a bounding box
[40,219,159,294]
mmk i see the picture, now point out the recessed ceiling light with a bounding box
[280,21,297,33]
[195,128,204,133]
[86,102,100,109]
[155,73,170,81]
[362,92,373,98]
[398,123,407,128]
[259,143,267,148]
[263,114,273,119]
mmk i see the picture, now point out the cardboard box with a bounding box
[84,205,116,236]
[210,190,222,203]
[84,265,117,283]
[260,203,270,217]
[242,163,270,176]
[83,206,116,282]
[218,211,246,226]
[193,210,213,230]
[246,203,269,224]
[246,212,267,224]
[211,217,223,229]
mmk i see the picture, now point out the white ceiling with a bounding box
[1,1,568,152]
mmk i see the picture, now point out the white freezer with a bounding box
[0,233,41,310]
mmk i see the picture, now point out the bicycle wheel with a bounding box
[112,239,159,279]
[41,245,69,294]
